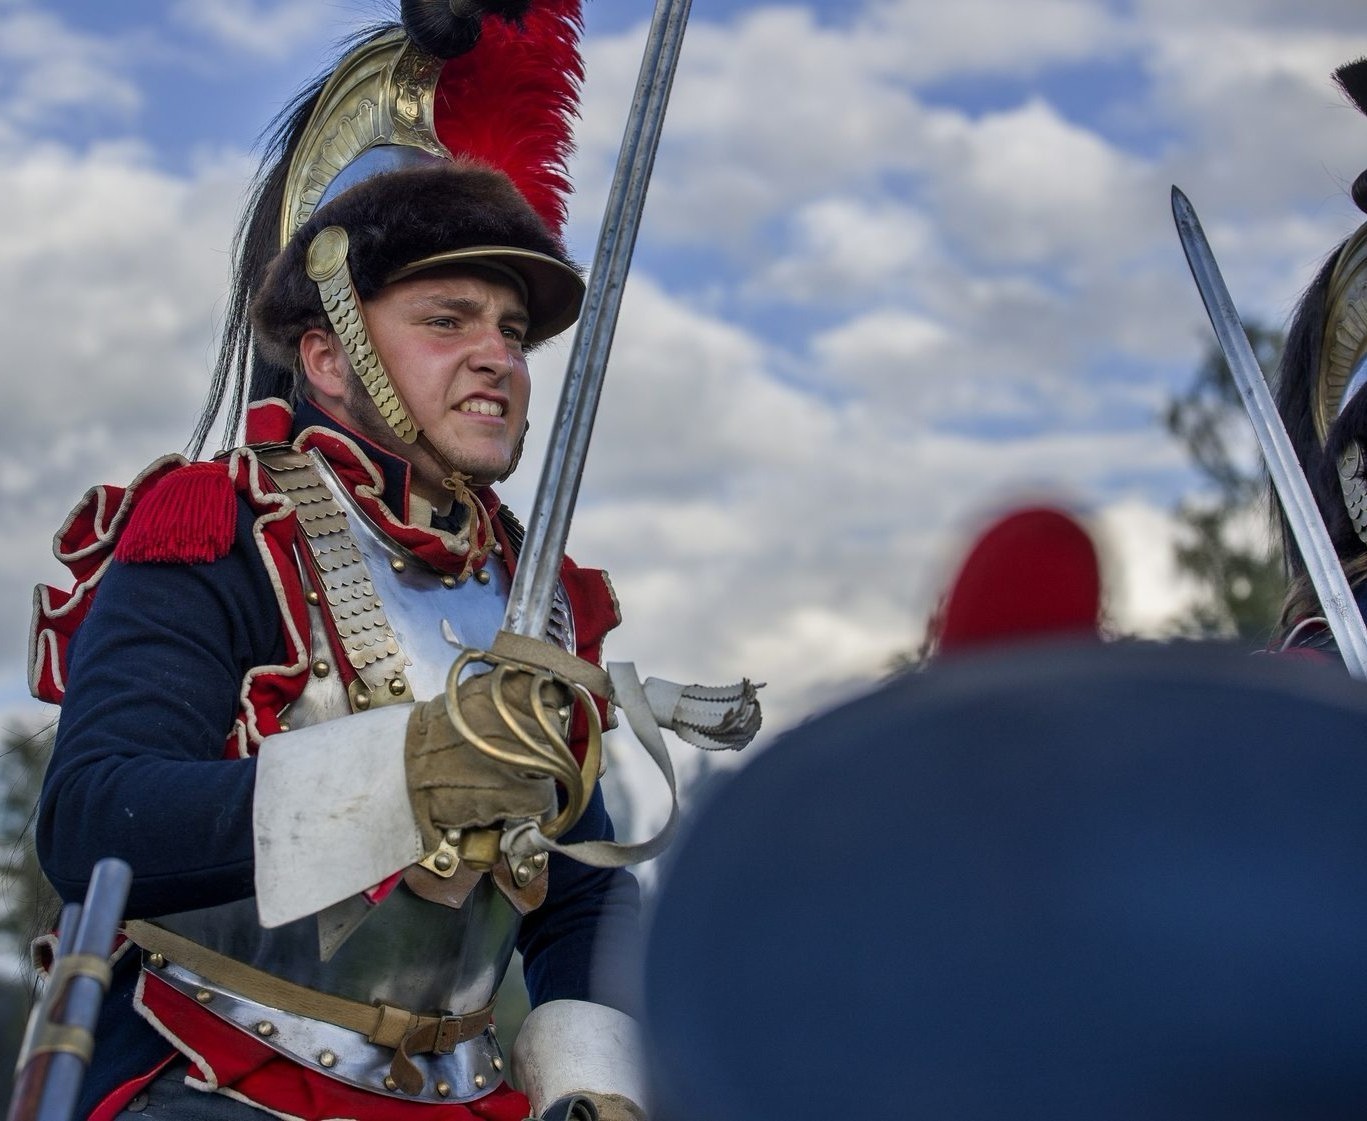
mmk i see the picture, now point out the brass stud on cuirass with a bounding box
[384,1075,398,1091]
[474,1074,487,1089]
[475,569,491,585]
[390,557,406,573]
[441,574,457,588]
[306,589,320,605]
[195,989,213,1004]
[319,1050,337,1068]
[148,953,166,968]
[436,1081,451,1097]
[255,1021,275,1037]
[312,660,330,678]
[492,1057,504,1072]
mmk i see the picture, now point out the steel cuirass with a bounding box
[146,449,575,1103]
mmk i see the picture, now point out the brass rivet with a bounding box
[531,852,548,870]
[493,542,503,555]
[489,1023,497,1035]
[353,691,371,711]
[441,574,457,588]
[388,677,407,696]
[433,852,454,872]
[306,589,320,605]
[383,1076,399,1091]
[557,704,573,721]
[515,863,531,885]
[256,1021,275,1037]
[436,1081,452,1097]
[474,1074,486,1089]
[474,569,491,585]
[312,660,330,678]
[319,1050,337,1068]
[278,721,291,732]
[390,557,406,573]
[196,989,213,1004]
[445,829,461,845]
[492,1057,503,1072]
[149,953,166,968]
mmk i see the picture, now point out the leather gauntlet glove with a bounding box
[404,667,565,857]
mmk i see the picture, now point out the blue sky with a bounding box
[4,1,1367,805]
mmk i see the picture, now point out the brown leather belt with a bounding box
[124,919,492,1094]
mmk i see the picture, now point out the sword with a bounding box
[503,0,691,639]
[305,1,694,953]
[1171,185,1367,678]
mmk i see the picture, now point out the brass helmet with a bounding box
[1313,59,1367,445]
[197,1,585,452]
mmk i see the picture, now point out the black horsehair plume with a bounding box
[402,0,533,56]
[190,1,540,458]
[1333,58,1367,215]
[1332,58,1367,117]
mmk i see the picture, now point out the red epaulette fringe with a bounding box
[114,462,239,565]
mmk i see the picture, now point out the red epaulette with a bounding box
[114,461,239,565]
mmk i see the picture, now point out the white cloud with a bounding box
[0,8,143,126]
[929,97,1157,265]
[7,0,1365,756]
[861,0,1128,82]
[756,198,941,303]
[170,0,331,62]
[1095,495,1205,634]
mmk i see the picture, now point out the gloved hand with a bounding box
[404,666,564,856]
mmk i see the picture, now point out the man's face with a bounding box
[334,266,533,498]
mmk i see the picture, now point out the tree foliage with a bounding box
[1,720,58,1105]
[1163,322,1287,642]
[1,722,56,959]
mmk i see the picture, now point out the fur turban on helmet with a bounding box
[250,159,584,368]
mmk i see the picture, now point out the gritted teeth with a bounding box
[458,399,505,417]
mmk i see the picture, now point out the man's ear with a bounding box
[297,328,349,406]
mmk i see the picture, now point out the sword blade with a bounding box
[1171,185,1367,677]
[503,0,692,639]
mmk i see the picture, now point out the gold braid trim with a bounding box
[306,226,418,445]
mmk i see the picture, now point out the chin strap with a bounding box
[1339,442,1367,545]
[306,225,419,445]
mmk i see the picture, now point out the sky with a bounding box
[3,0,1367,839]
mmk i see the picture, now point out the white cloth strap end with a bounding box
[640,675,763,751]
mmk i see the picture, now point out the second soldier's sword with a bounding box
[1171,185,1367,678]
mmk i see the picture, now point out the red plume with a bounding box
[935,506,1102,656]
[432,0,584,238]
